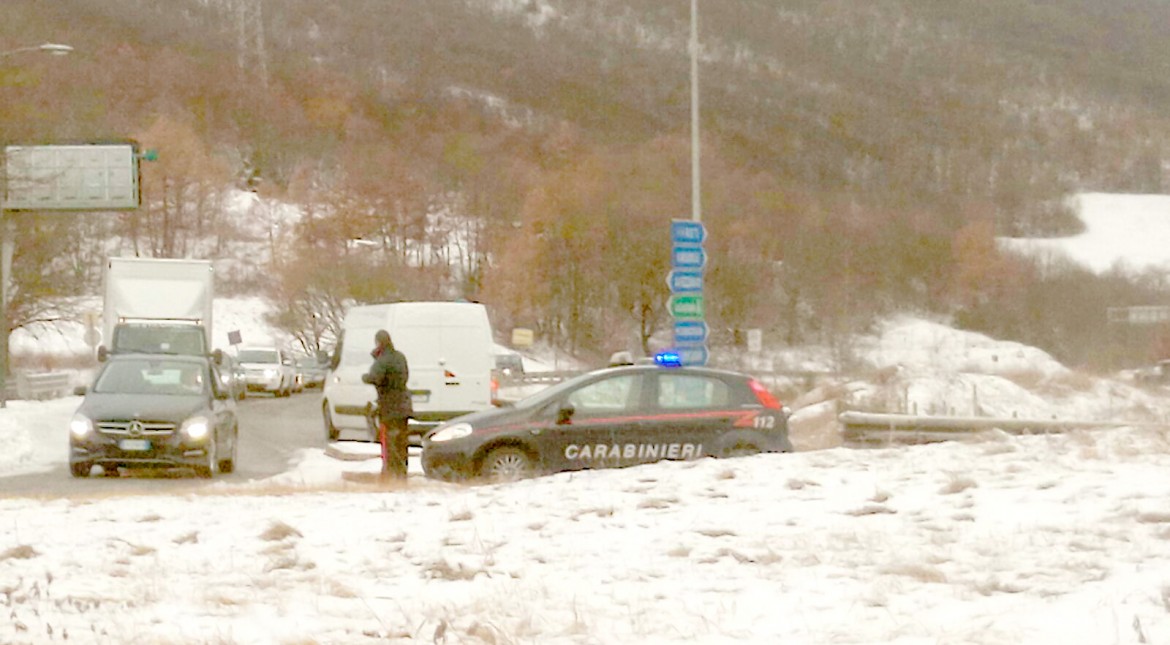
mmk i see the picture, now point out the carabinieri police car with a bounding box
[421,356,793,482]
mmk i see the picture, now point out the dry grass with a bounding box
[636,497,676,510]
[571,506,614,520]
[422,558,484,581]
[259,520,302,541]
[173,531,199,544]
[881,563,948,584]
[845,504,896,516]
[940,475,978,495]
[695,528,737,538]
[0,545,38,561]
[786,478,820,490]
[112,538,156,557]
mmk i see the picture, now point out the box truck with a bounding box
[323,301,495,442]
[98,257,216,361]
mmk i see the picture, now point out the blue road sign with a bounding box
[667,269,703,293]
[672,245,706,269]
[671,219,707,246]
[674,320,709,344]
[676,345,709,366]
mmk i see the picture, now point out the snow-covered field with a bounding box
[2,393,1169,644]
[2,193,1170,643]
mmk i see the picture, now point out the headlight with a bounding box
[263,368,278,378]
[70,413,93,439]
[430,423,473,442]
[182,416,211,440]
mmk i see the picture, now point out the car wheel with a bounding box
[101,465,121,477]
[70,462,92,478]
[323,402,340,441]
[218,426,238,474]
[724,444,760,458]
[480,446,533,483]
[195,438,217,478]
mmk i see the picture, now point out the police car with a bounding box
[421,356,793,482]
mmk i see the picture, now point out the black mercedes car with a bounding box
[422,360,793,482]
[69,354,240,478]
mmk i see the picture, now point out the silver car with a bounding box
[237,346,296,397]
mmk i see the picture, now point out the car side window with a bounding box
[566,375,640,416]
[656,374,730,410]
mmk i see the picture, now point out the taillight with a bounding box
[748,379,781,410]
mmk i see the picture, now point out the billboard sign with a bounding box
[3,143,141,211]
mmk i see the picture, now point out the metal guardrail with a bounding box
[16,371,74,400]
[838,410,1161,447]
[497,370,583,386]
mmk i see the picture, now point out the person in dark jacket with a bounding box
[361,329,412,478]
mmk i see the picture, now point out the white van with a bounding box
[322,301,496,441]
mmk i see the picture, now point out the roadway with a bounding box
[0,389,331,498]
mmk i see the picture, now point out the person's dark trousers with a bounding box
[377,415,409,479]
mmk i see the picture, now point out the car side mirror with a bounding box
[96,345,109,362]
[212,348,224,365]
[556,403,575,425]
[73,385,88,396]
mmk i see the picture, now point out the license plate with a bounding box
[412,393,429,403]
[119,439,150,451]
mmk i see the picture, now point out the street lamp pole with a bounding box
[690,0,701,224]
[0,41,73,406]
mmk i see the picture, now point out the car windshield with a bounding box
[94,358,207,395]
[238,349,279,363]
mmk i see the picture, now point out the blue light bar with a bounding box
[654,351,683,367]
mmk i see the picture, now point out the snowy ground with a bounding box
[2,396,1169,644]
[3,193,1170,643]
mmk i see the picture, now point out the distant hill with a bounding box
[9,0,1170,368]
[1001,194,1170,274]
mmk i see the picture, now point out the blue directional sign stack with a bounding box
[668,219,708,366]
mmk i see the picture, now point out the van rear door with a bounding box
[394,319,493,422]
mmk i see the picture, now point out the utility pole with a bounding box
[690,0,701,223]
[0,42,74,406]
[234,0,269,87]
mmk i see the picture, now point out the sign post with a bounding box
[1,141,144,405]
[668,219,708,366]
